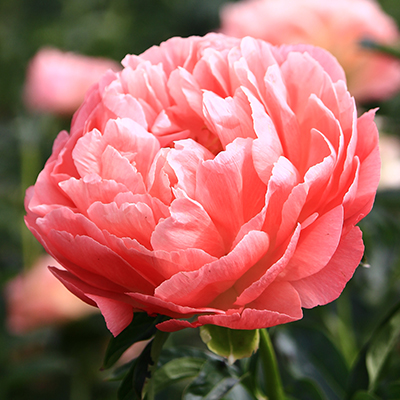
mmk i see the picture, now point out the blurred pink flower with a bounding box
[25,33,380,336]
[220,0,400,102]
[379,133,400,190]
[24,47,121,115]
[5,254,97,335]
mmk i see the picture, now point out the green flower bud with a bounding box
[200,325,260,364]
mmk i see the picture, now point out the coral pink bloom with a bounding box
[25,34,380,336]
[5,254,97,334]
[220,0,400,102]
[24,47,121,115]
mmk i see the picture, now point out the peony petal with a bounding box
[151,195,225,257]
[275,44,346,85]
[167,139,214,199]
[73,128,104,177]
[103,88,148,130]
[291,226,364,308]
[235,224,301,306]
[193,47,231,96]
[126,291,224,319]
[195,137,266,246]
[44,226,157,292]
[193,281,302,330]
[262,156,301,242]
[100,145,146,193]
[247,87,283,184]
[279,205,344,281]
[154,230,269,308]
[51,267,134,336]
[263,66,302,168]
[102,118,160,177]
[168,67,203,118]
[27,132,76,217]
[156,318,201,332]
[88,201,156,249]
[154,247,218,279]
[202,88,255,149]
[147,148,176,205]
[280,51,340,121]
[59,175,130,215]
[86,295,134,337]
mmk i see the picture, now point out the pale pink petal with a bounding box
[235,224,301,306]
[248,88,283,184]
[196,137,266,246]
[146,148,175,205]
[59,175,130,215]
[167,139,214,199]
[279,205,344,281]
[100,145,146,193]
[291,226,364,308]
[154,248,217,279]
[126,292,224,319]
[151,196,225,257]
[88,201,156,249]
[154,230,269,308]
[202,88,255,149]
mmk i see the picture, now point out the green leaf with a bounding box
[351,390,381,400]
[240,350,264,399]
[159,346,219,365]
[117,329,169,400]
[103,313,166,370]
[366,308,400,390]
[383,381,400,399]
[275,325,349,400]
[106,360,135,382]
[143,330,169,399]
[118,340,153,400]
[183,359,240,400]
[346,351,369,400]
[347,302,400,397]
[360,39,400,59]
[286,378,327,400]
[200,325,259,364]
[153,357,206,393]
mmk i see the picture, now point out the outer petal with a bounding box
[234,224,301,306]
[291,226,364,308]
[279,205,344,281]
[196,281,302,330]
[126,292,224,319]
[51,267,134,336]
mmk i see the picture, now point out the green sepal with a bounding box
[200,325,260,364]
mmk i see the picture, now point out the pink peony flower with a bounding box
[5,254,97,334]
[24,33,380,336]
[220,0,400,102]
[24,47,121,115]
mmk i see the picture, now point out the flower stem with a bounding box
[259,328,285,400]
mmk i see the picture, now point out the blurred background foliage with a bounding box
[1,1,400,399]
